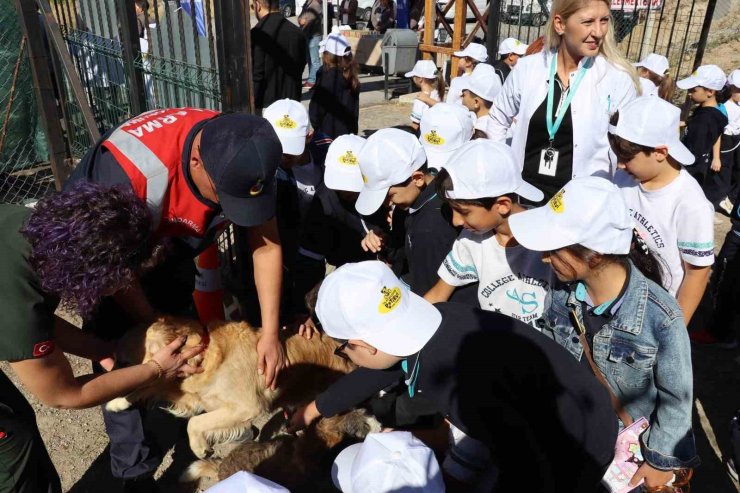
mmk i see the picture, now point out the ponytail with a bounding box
[657,73,674,102]
[629,229,664,286]
[435,71,446,101]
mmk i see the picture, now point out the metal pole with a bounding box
[323,0,328,37]
[116,0,148,115]
[214,0,255,113]
[487,0,501,62]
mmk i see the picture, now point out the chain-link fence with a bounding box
[0,0,55,204]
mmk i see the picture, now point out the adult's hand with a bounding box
[287,400,322,433]
[257,333,287,391]
[150,336,205,379]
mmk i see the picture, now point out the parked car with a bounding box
[357,0,375,22]
[281,0,298,17]
[501,0,549,26]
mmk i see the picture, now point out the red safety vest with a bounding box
[102,107,220,238]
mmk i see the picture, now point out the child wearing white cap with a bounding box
[493,37,528,85]
[458,64,503,139]
[288,260,618,493]
[677,64,729,191]
[205,471,289,493]
[418,102,474,169]
[264,98,327,314]
[309,33,360,139]
[424,140,554,328]
[447,42,489,107]
[331,431,445,492]
[633,53,673,101]
[355,128,476,301]
[508,176,699,489]
[609,96,714,324]
[405,60,445,130]
[717,68,740,212]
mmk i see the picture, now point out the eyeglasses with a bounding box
[333,339,351,361]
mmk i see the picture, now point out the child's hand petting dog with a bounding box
[150,336,206,379]
[361,230,385,253]
[287,400,322,434]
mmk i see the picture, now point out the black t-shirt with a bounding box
[522,75,575,204]
[682,105,729,166]
[316,302,617,491]
[493,59,511,86]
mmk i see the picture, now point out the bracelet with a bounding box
[147,359,164,379]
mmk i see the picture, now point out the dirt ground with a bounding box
[1,101,740,492]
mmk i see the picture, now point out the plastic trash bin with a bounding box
[381,29,419,75]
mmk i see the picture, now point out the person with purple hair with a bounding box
[0,182,205,493]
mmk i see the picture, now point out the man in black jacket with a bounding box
[251,0,307,111]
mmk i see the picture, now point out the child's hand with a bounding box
[361,230,385,253]
[416,92,436,106]
[298,315,320,340]
[711,157,722,172]
[287,401,321,434]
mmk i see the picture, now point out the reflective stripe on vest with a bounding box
[106,128,169,228]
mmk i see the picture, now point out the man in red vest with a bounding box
[66,108,285,492]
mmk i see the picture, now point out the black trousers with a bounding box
[0,371,62,493]
[706,134,740,206]
[710,230,740,341]
[86,248,197,480]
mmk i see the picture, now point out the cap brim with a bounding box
[218,183,276,227]
[508,207,580,252]
[676,77,699,90]
[513,47,527,55]
[404,70,417,78]
[280,135,307,156]
[453,50,467,57]
[355,187,389,216]
[362,291,442,357]
[332,443,361,493]
[513,181,545,202]
[425,147,457,169]
[667,140,696,166]
[325,171,364,193]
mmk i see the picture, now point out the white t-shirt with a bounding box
[438,230,554,327]
[446,73,470,107]
[724,99,740,136]
[474,114,495,139]
[614,169,714,296]
[410,89,440,124]
[639,77,658,97]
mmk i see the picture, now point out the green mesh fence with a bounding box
[1,0,54,204]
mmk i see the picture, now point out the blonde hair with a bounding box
[545,0,641,94]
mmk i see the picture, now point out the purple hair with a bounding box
[21,181,161,320]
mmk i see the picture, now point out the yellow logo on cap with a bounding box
[339,150,358,166]
[362,173,368,184]
[515,40,521,46]
[378,286,402,314]
[424,130,445,146]
[250,179,264,196]
[549,188,565,213]
[276,114,297,129]
[692,70,698,77]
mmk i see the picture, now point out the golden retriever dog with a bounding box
[106,317,355,458]
[183,409,381,492]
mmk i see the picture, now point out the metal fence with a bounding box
[0,0,55,204]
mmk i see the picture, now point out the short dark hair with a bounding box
[256,0,280,10]
[435,167,518,209]
[608,111,655,163]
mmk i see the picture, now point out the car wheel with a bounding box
[282,4,293,17]
[534,13,547,25]
[362,7,372,21]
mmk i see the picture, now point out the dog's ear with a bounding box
[315,415,346,449]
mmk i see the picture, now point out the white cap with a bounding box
[419,103,474,169]
[205,471,289,493]
[458,63,503,102]
[324,32,352,57]
[332,431,445,493]
[316,261,442,357]
[609,96,695,165]
[498,37,527,56]
[633,53,669,76]
[444,140,543,202]
[356,128,427,215]
[677,64,727,91]
[728,69,740,88]
[405,60,439,79]
[263,99,310,155]
[325,134,367,192]
[508,177,633,255]
[453,42,489,62]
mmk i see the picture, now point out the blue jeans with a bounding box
[307,35,321,84]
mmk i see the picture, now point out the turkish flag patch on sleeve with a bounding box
[32,340,55,357]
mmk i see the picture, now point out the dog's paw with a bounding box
[105,397,132,412]
[189,437,214,459]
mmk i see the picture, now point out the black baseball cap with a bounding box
[200,113,282,227]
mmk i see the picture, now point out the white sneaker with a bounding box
[720,197,734,215]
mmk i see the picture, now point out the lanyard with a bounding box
[546,53,589,143]
[401,355,421,398]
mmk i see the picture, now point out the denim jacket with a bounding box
[539,263,699,470]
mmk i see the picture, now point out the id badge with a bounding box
[538,147,559,177]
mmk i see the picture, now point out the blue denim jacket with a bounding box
[539,263,699,470]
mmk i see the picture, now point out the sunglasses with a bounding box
[333,339,351,361]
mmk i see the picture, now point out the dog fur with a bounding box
[106,317,355,458]
[182,409,381,491]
